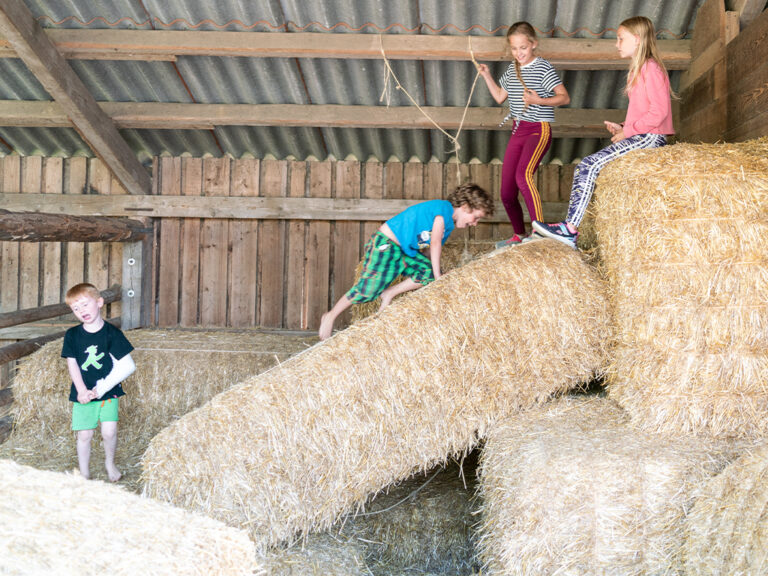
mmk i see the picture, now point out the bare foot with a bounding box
[318,312,334,341]
[106,464,122,483]
[379,289,394,311]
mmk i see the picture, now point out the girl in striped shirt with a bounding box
[478,21,570,248]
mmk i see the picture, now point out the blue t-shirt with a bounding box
[386,199,455,257]
[61,321,134,403]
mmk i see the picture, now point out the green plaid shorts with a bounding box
[347,232,435,303]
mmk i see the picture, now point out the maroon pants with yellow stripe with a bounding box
[499,120,552,236]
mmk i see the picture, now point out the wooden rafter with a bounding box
[0,29,692,69]
[0,101,625,136]
[0,1,150,195]
[731,0,768,29]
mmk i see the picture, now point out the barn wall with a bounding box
[0,156,127,388]
[679,0,768,143]
[152,156,574,330]
[0,155,575,346]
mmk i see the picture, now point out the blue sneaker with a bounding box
[532,221,578,248]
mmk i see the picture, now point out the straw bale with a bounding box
[477,396,740,576]
[1,329,315,489]
[142,240,611,549]
[351,238,497,322]
[0,459,257,576]
[261,533,370,575]
[342,453,480,574]
[591,139,768,438]
[683,442,768,575]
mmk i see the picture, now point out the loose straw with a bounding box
[378,35,483,182]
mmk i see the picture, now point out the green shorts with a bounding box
[71,398,119,431]
[347,232,434,303]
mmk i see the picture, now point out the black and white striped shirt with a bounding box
[499,57,563,123]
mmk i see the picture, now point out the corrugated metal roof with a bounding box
[1,0,705,164]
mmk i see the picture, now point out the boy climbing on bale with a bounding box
[319,183,494,340]
[62,283,136,481]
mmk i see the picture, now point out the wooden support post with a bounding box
[121,237,152,330]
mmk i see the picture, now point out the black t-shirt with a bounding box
[61,322,134,403]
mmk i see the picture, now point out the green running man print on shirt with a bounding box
[81,345,104,372]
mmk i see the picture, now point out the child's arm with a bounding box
[477,64,508,104]
[429,216,446,279]
[66,357,96,404]
[94,353,136,399]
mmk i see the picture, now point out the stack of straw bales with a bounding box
[142,240,611,548]
[351,238,496,322]
[1,329,314,487]
[684,442,768,574]
[592,140,768,437]
[477,396,738,575]
[0,459,257,576]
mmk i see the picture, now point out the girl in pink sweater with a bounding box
[532,16,674,248]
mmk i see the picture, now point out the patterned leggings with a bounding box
[566,133,667,227]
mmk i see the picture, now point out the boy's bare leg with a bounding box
[76,429,94,479]
[101,421,121,482]
[379,278,421,310]
[319,294,353,340]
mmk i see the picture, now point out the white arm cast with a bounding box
[94,353,136,399]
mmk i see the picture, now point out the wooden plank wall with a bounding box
[0,156,126,387]
[725,7,768,141]
[679,0,767,143]
[0,155,576,351]
[153,156,575,331]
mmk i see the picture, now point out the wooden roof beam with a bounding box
[0,100,625,137]
[0,1,150,195]
[729,0,768,30]
[0,29,692,70]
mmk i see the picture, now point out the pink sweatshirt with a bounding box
[623,60,674,137]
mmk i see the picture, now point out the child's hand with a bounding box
[522,89,541,105]
[610,128,626,143]
[77,389,95,404]
[477,63,491,76]
[604,121,622,135]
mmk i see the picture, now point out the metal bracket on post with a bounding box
[121,240,143,330]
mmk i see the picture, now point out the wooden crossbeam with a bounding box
[0,193,568,224]
[0,1,150,195]
[0,29,692,69]
[0,209,150,242]
[0,101,624,135]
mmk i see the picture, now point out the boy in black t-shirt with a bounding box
[62,283,135,481]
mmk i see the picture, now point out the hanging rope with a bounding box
[378,35,483,182]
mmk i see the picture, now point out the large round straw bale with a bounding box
[1,329,315,488]
[0,459,257,576]
[683,442,768,575]
[142,240,611,549]
[477,396,739,575]
[591,139,768,438]
[343,454,480,574]
[351,238,496,322]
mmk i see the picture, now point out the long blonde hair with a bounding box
[506,22,537,109]
[619,16,672,95]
